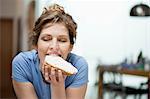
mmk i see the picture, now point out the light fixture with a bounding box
[130,3,150,17]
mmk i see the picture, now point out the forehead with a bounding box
[43,22,66,29]
[41,23,69,35]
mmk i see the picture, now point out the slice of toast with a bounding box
[44,55,78,76]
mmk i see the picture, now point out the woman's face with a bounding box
[36,23,73,66]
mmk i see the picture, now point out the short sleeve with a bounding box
[12,53,31,82]
[68,57,88,87]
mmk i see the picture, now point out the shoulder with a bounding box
[12,49,38,71]
[12,49,38,64]
[12,50,38,82]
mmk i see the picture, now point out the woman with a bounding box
[12,4,88,99]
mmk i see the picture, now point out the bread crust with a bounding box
[43,62,73,76]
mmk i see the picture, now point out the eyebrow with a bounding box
[40,34,69,38]
[58,34,69,38]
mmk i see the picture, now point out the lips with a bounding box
[46,53,62,58]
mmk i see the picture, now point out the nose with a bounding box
[48,38,59,51]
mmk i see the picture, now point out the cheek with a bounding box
[37,41,49,63]
[37,39,50,52]
[60,44,72,59]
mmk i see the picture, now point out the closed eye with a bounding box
[58,38,67,42]
[41,36,52,41]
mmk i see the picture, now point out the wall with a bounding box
[0,0,32,98]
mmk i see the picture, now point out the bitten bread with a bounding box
[44,55,78,76]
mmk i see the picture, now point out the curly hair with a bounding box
[30,4,77,46]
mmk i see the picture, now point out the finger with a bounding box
[48,66,51,76]
[44,65,49,81]
[58,70,64,82]
[41,65,44,75]
[41,62,47,75]
[50,67,57,83]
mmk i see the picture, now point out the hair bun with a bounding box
[42,4,65,15]
[50,4,64,12]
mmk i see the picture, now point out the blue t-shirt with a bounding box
[12,50,88,99]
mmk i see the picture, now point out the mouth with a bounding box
[46,54,62,58]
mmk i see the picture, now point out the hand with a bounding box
[42,64,67,99]
[41,63,67,86]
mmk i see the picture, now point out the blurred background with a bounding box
[0,0,150,99]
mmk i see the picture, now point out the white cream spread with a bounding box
[45,55,78,75]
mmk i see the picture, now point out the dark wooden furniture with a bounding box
[0,18,16,98]
[97,65,150,99]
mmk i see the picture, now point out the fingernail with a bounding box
[58,70,61,72]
